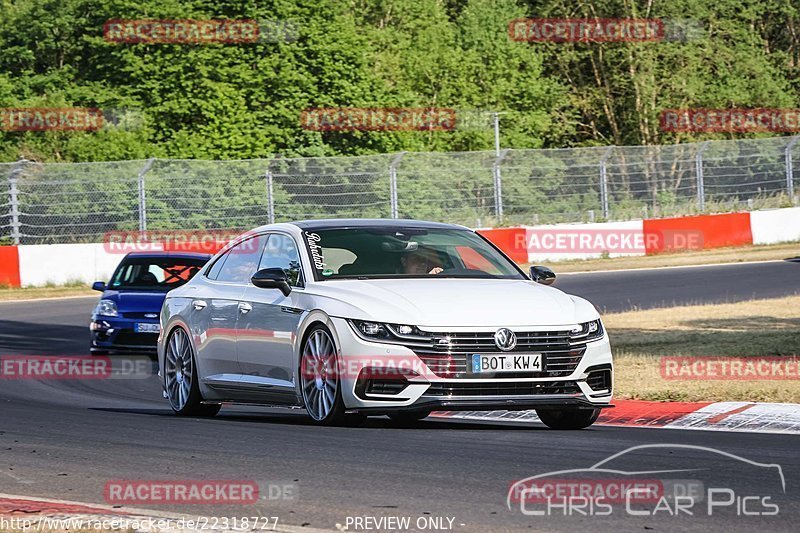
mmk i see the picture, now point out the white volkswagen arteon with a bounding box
[157,220,613,429]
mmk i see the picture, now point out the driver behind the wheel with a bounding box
[400,248,443,275]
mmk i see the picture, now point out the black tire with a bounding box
[536,408,600,430]
[300,325,361,426]
[388,410,431,424]
[164,327,220,417]
[90,349,109,356]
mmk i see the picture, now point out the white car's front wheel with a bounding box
[300,325,364,426]
[536,408,600,430]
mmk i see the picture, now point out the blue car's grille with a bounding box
[121,312,160,319]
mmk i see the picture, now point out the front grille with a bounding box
[423,381,580,397]
[426,330,574,353]
[114,330,158,347]
[416,347,585,379]
[122,312,160,319]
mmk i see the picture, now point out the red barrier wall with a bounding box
[0,246,21,287]
[643,213,753,254]
[477,227,528,263]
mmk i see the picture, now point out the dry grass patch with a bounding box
[0,284,94,301]
[604,295,800,402]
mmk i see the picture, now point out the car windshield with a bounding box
[301,227,525,281]
[108,257,208,291]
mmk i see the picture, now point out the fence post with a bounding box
[785,136,800,203]
[695,141,710,211]
[389,152,406,219]
[138,158,155,233]
[266,168,275,224]
[8,159,26,245]
[599,146,614,219]
[493,149,510,222]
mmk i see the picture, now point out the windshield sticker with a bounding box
[322,268,334,277]
[305,232,326,271]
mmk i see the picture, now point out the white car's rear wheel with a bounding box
[164,327,220,417]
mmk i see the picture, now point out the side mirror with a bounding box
[251,268,291,296]
[529,266,556,286]
[92,281,106,292]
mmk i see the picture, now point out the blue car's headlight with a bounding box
[569,319,604,342]
[95,299,118,317]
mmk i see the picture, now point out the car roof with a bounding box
[290,218,469,231]
[123,251,213,260]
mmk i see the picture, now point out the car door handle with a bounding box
[238,302,253,314]
[192,300,207,311]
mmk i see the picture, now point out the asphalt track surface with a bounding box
[1,261,799,532]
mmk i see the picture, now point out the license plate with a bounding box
[135,323,161,333]
[471,353,542,373]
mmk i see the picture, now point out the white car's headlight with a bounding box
[569,319,604,342]
[95,299,118,317]
[349,320,427,343]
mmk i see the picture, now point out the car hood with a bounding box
[100,290,167,313]
[304,278,599,328]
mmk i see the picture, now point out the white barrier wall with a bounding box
[10,207,800,287]
[525,220,645,262]
[750,207,800,245]
[17,243,162,287]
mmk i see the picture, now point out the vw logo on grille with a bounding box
[494,328,517,351]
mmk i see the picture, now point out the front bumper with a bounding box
[90,317,160,354]
[329,318,613,414]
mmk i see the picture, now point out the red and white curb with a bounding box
[432,400,800,434]
[0,493,331,532]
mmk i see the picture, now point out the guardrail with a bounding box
[2,136,798,244]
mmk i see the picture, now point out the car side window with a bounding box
[214,235,268,283]
[205,253,227,280]
[259,234,304,287]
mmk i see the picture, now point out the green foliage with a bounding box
[1,0,798,160]
[0,0,798,235]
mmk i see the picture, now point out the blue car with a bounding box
[90,251,211,355]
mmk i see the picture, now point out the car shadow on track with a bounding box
[89,407,556,430]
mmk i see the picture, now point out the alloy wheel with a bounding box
[301,329,339,421]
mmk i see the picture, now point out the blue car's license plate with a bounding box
[135,323,161,333]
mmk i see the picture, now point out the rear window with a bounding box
[109,257,209,291]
